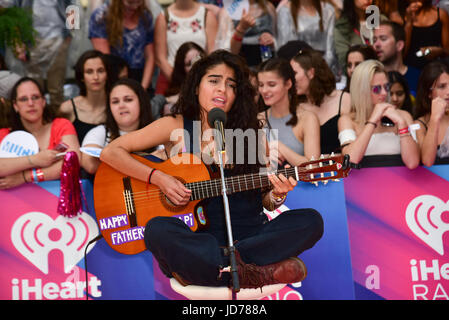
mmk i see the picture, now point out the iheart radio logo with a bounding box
[405,195,449,255]
[11,211,99,274]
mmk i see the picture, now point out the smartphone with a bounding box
[54,142,68,152]
[381,116,395,127]
[382,91,395,127]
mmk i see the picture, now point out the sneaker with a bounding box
[234,251,307,289]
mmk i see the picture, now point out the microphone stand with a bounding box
[213,120,240,299]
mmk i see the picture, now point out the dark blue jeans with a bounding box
[144,208,324,287]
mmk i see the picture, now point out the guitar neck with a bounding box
[187,167,297,200]
[186,154,349,200]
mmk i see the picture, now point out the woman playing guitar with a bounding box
[100,50,324,289]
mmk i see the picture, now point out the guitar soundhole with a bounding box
[160,176,188,213]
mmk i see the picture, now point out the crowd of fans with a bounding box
[0,0,449,188]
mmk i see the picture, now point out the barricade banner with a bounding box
[1,163,448,300]
[0,180,99,300]
[344,165,449,300]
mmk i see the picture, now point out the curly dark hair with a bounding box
[291,48,336,107]
[257,57,300,126]
[172,50,264,174]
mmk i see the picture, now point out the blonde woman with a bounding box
[337,59,420,168]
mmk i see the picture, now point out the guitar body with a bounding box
[94,153,212,255]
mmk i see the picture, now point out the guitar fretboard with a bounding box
[186,167,297,200]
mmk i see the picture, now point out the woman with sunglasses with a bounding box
[0,77,80,189]
[414,61,449,166]
[338,59,420,169]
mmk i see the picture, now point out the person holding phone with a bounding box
[337,59,420,168]
[0,77,80,190]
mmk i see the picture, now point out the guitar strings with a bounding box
[127,163,339,203]
[123,172,283,206]
[126,166,338,205]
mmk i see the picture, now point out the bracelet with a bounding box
[232,33,243,42]
[29,169,36,183]
[400,133,411,138]
[271,190,287,203]
[35,168,44,182]
[148,169,157,184]
[365,121,377,128]
[398,127,409,135]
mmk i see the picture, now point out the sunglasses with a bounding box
[371,83,391,94]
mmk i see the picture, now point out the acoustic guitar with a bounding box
[94,153,352,255]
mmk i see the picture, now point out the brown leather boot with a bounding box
[172,272,191,286]
[234,251,307,289]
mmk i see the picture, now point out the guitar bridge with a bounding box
[123,177,138,228]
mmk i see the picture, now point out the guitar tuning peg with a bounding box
[318,158,325,179]
[323,180,328,185]
[333,179,340,182]
[320,154,325,159]
[314,181,319,187]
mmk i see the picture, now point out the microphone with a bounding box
[207,108,227,151]
[207,107,240,294]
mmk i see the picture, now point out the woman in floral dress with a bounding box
[154,0,218,94]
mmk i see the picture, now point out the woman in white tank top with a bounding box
[337,60,420,169]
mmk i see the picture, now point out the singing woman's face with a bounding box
[197,63,237,115]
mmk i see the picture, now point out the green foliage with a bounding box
[0,7,35,50]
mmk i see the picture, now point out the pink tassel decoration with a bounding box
[57,151,86,217]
